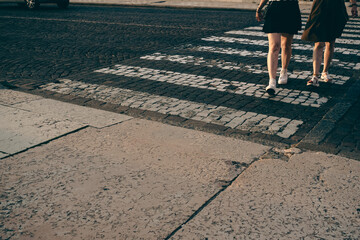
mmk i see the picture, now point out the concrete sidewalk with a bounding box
[1,85,359,239]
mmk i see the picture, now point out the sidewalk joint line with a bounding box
[0,125,89,161]
[164,156,262,239]
[91,117,134,129]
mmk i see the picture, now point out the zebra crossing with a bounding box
[40,15,360,140]
[202,36,360,56]
[94,64,328,107]
[225,30,360,44]
[140,53,350,85]
[186,43,360,70]
[41,79,303,138]
[243,26,360,35]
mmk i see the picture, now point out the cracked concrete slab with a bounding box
[14,98,133,128]
[171,151,360,239]
[0,105,85,154]
[0,88,133,154]
[0,118,269,239]
[0,88,43,106]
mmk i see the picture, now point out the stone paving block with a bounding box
[270,118,291,131]
[0,105,85,154]
[0,118,269,240]
[324,102,352,122]
[0,152,8,158]
[171,152,360,239]
[14,98,132,128]
[301,119,336,145]
[277,120,304,139]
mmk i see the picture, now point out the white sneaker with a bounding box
[266,79,276,95]
[278,69,288,85]
[307,75,320,87]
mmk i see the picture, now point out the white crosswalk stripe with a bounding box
[301,17,360,23]
[201,35,360,58]
[190,44,360,70]
[222,31,360,45]
[244,26,360,34]
[336,24,360,29]
[301,17,360,24]
[141,53,350,85]
[228,29,360,39]
[40,79,304,138]
[94,64,329,108]
[300,20,360,28]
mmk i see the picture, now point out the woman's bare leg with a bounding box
[307,42,325,87]
[279,33,294,84]
[267,33,281,80]
[266,33,281,94]
[313,42,325,76]
[323,41,335,73]
[280,33,294,70]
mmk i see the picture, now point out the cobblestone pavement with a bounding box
[1,4,359,159]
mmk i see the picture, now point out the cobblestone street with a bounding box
[1,2,360,239]
[1,4,359,159]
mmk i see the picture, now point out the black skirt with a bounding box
[263,1,302,34]
[301,0,349,42]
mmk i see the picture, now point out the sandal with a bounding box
[307,75,320,87]
[320,72,332,83]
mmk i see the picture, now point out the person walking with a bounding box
[256,0,302,95]
[302,0,358,86]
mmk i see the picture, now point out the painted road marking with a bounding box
[244,26,360,34]
[210,31,360,45]
[200,37,360,66]
[225,28,360,56]
[301,17,360,25]
[227,30,360,40]
[201,37,360,58]
[40,79,303,138]
[94,64,329,108]
[300,20,360,28]
[301,16,360,23]
[140,53,350,85]
[189,45,360,70]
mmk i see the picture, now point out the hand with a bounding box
[256,10,264,22]
[351,6,358,17]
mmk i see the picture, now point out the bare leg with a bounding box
[280,33,294,70]
[323,41,335,73]
[266,33,281,94]
[307,42,324,87]
[278,33,294,84]
[313,42,325,76]
[267,33,281,80]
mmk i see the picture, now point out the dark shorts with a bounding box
[263,1,302,35]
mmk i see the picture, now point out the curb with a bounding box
[297,77,360,151]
